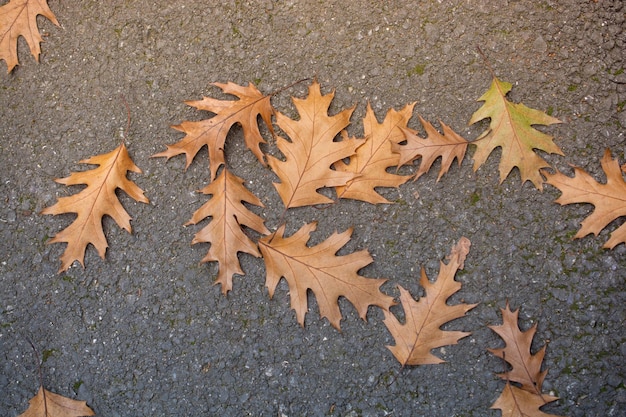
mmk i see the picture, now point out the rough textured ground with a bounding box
[1,1,625,416]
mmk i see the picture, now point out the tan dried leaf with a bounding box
[268,81,363,208]
[258,222,395,330]
[41,144,149,272]
[383,237,477,366]
[154,82,274,180]
[334,103,415,203]
[393,116,468,181]
[488,302,548,395]
[0,0,59,72]
[543,149,626,249]
[186,168,269,294]
[19,386,94,417]
[491,383,561,417]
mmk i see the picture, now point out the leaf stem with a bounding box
[119,94,131,144]
[25,336,48,415]
[476,45,497,80]
[268,77,312,97]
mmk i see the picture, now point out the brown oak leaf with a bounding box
[491,383,561,417]
[154,82,274,180]
[333,103,415,204]
[489,303,565,416]
[393,116,469,181]
[41,143,149,272]
[268,80,363,208]
[0,0,59,73]
[469,77,562,189]
[19,386,94,417]
[383,237,477,366]
[543,149,626,249]
[185,168,270,294]
[488,302,547,395]
[258,222,395,330]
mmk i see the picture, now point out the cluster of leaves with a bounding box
[4,1,625,416]
[35,77,625,417]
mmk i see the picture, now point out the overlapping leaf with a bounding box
[268,81,363,208]
[488,302,547,394]
[41,144,149,272]
[186,168,269,294]
[383,237,477,366]
[0,0,59,73]
[154,82,274,180]
[393,116,469,181]
[489,303,564,416]
[334,103,415,203]
[469,77,562,189]
[491,383,561,417]
[258,222,395,330]
[543,149,626,248]
[19,386,94,417]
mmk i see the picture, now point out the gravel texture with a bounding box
[1,1,625,416]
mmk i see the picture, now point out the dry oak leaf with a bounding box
[185,167,270,294]
[489,303,565,416]
[0,0,59,73]
[268,81,363,208]
[153,82,274,180]
[258,222,395,330]
[41,143,149,272]
[383,237,477,366]
[543,149,626,249]
[469,77,562,190]
[491,383,561,417]
[19,386,94,417]
[393,116,469,181]
[333,102,415,204]
[489,302,548,395]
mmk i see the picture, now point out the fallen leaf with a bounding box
[268,80,363,208]
[334,103,415,204]
[383,237,477,366]
[41,143,149,272]
[19,386,94,417]
[258,222,395,330]
[489,302,566,416]
[393,116,469,181]
[469,77,562,189]
[0,0,59,73]
[488,302,547,395]
[543,149,626,248]
[491,383,561,417]
[154,82,274,180]
[186,168,270,294]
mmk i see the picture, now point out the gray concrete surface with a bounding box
[1,0,625,416]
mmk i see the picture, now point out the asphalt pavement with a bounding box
[1,1,625,416]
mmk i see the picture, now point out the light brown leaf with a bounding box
[258,222,395,330]
[334,103,415,204]
[383,237,477,366]
[469,77,562,189]
[488,302,548,396]
[543,149,626,249]
[491,383,561,417]
[41,143,149,272]
[19,386,94,417]
[393,116,468,181]
[153,82,274,180]
[267,80,363,208]
[185,168,270,294]
[0,0,59,73]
